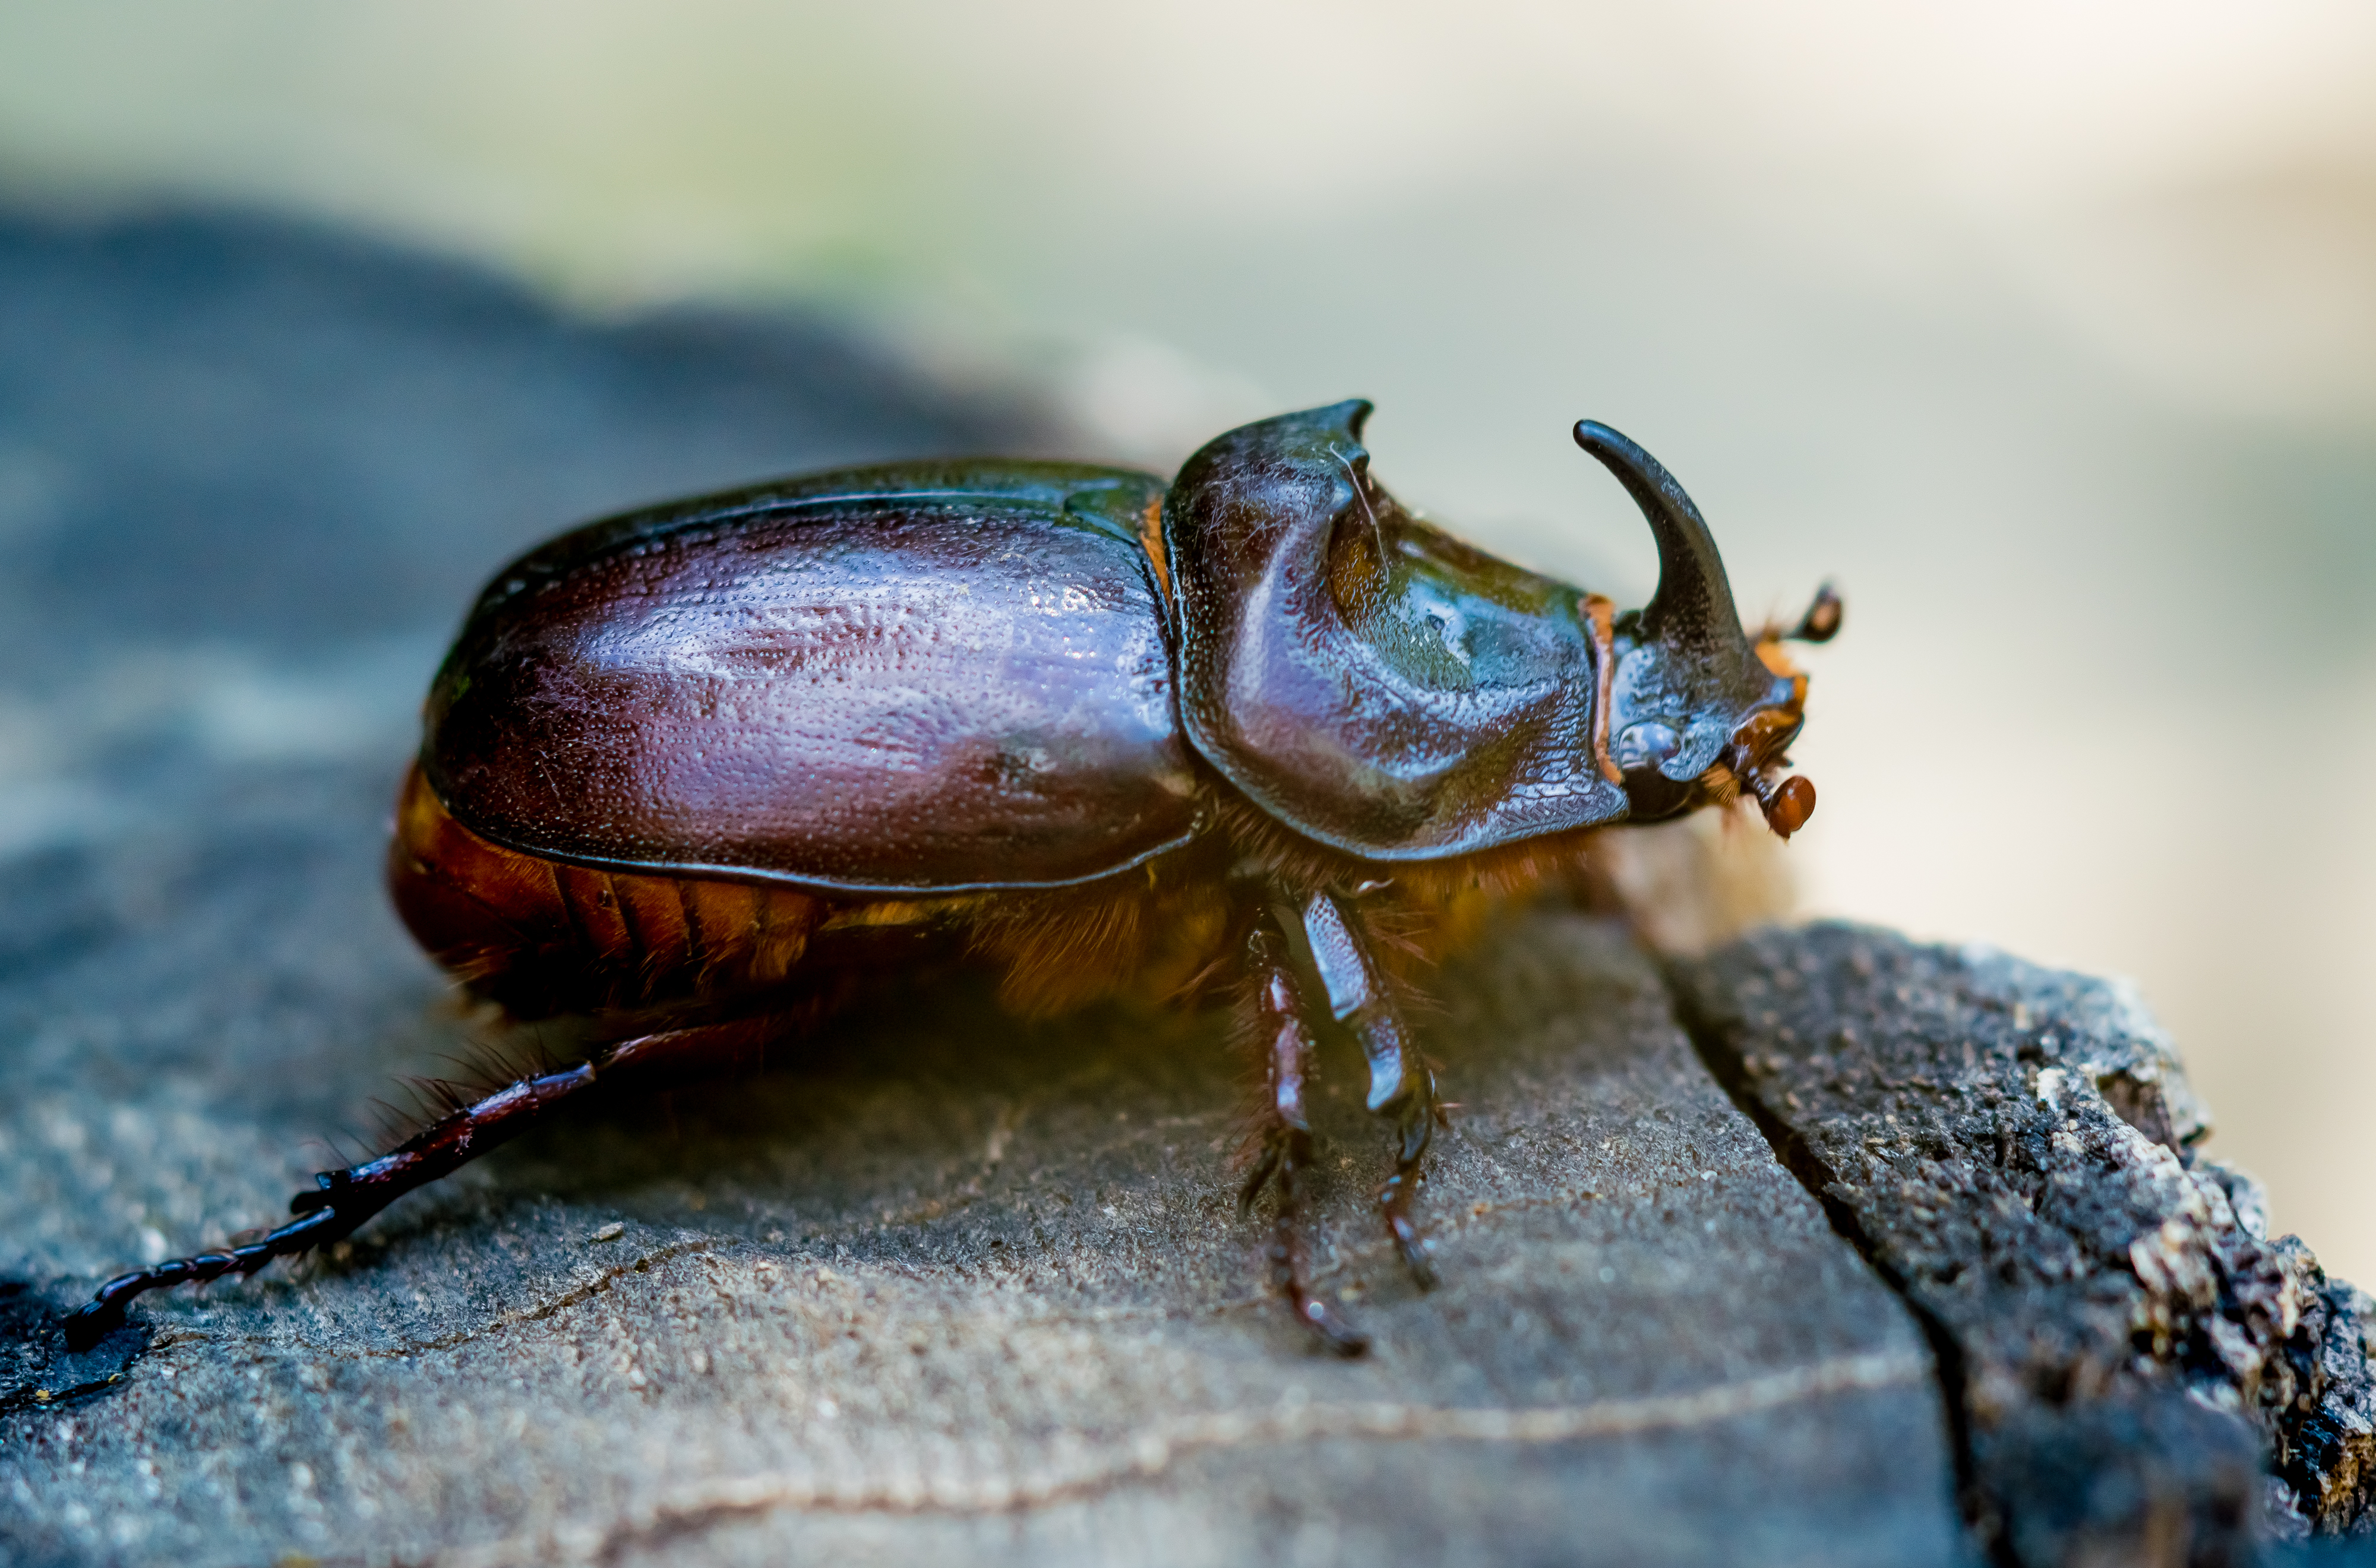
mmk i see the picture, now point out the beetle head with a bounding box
[1572,421,1834,839]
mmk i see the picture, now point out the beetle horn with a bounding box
[1571,421,1748,655]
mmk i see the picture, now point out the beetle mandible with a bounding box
[66,400,1838,1354]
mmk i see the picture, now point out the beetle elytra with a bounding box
[67,401,1836,1353]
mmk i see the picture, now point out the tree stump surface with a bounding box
[0,207,2368,1567]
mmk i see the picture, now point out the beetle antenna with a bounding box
[1787,581,1843,644]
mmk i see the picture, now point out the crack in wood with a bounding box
[367,1349,1930,1567]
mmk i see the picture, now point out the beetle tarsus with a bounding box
[1241,915,1370,1354]
[1255,1123,1369,1356]
[63,1014,788,1349]
[1268,1164,1370,1358]
[1293,893,1445,1294]
[63,1205,351,1351]
[1380,1185,1435,1289]
[1379,1074,1442,1289]
[1247,1129,1369,1354]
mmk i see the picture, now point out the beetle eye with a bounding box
[1614,720,1682,772]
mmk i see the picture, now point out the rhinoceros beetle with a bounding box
[67,401,1836,1354]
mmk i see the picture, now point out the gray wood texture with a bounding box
[0,207,2365,1567]
[1674,927,2376,1564]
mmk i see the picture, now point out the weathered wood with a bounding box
[1673,924,2376,1563]
[1,839,1964,1565]
[0,208,1958,1567]
[1,206,2369,1568]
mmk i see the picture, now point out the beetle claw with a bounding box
[1385,1205,1437,1289]
[1300,1297,1372,1357]
[61,1298,127,1354]
[1380,1168,1439,1291]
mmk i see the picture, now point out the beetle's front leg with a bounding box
[1237,915,1369,1355]
[1293,890,1442,1289]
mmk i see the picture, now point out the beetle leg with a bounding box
[1240,915,1369,1356]
[1294,890,1442,1289]
[62,1012,784,1351]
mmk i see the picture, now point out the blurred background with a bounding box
[1,3,2371,1275]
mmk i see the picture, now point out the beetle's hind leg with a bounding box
[62,1010,789,1351]
[1237,915,1369,1356]
[1293,892,1442,1289]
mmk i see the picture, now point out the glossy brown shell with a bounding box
[1162,402,1627,859]
[421,463,1205,894]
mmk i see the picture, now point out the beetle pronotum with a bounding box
[66,401,1835,1354]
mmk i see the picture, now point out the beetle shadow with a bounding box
[0,1278,150,1422]
[389,968,1257,1241]
[353,903,1664,1237]
[43,907,1669,1366]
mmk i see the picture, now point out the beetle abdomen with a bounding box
[388,763,829,1019]
[424,492,1205,894]
[390,760,1241,1023]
